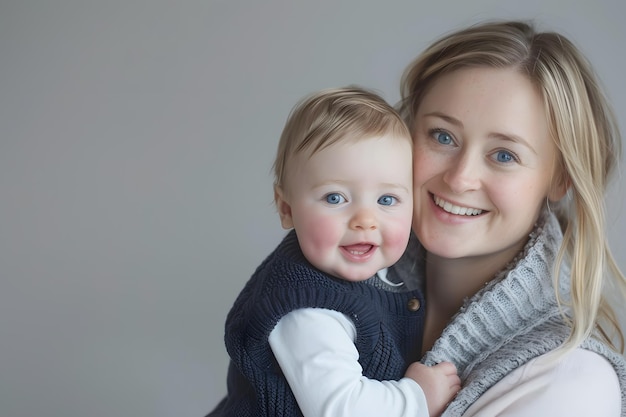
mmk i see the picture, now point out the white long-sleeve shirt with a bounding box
[269,307,428,417]
[270,307,621,417]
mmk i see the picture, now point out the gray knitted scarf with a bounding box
[417,209,626,416]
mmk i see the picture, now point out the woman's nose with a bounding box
[348,208,378,231]
[443,152,481,194]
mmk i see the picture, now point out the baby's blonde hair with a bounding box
[273,86,411,194]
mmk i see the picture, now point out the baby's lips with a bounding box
[342,244,375,254]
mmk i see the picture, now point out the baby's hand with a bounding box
[405,361,461,417]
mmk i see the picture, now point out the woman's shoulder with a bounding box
[463,348,621,416]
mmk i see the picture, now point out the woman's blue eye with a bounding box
[325,193,345,204]
[435,131,453,145]
[494,150,515,163]
[378,195,397,206]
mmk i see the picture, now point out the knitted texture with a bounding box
[209,230,425,417]
[418,209,626,416]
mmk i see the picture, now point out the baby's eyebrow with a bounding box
[311,179,349,188]
[379,182,411,194]
[312,180,410,194]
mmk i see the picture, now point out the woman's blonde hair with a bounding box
[398,20,625,352]
[273,86,411,193]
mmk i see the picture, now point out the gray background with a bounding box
[1,1,624,416]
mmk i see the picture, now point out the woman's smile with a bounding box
[432,194,483,216]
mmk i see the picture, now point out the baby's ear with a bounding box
[274,186,294,229]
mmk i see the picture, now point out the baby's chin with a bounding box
[324,266,382,283]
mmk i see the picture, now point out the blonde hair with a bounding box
[273,86,411,192]
[398,20,625,352]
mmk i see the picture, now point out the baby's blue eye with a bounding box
[494,150,514,163]
[435,131,453,145]
[325,193,345,204]
[378,195,397,206]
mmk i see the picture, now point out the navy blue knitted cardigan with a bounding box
[209,230,424,417]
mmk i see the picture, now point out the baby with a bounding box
[209,86,460,417]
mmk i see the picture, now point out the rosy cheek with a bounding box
[298,216,337,252]
[308,219,336,247]
[390,230,410,251]
[383,219,412,250]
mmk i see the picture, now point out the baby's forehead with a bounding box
[299,131,412,158]
[290,133,412,173]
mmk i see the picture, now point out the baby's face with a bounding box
[276,134,413,281]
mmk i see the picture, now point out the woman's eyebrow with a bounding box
[423,111,463,128]
[488,132,538,155]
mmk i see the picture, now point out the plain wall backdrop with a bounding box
[1,1,624,416]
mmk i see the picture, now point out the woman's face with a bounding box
[412,67,563,261]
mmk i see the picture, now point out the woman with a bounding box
[396,20,626,415]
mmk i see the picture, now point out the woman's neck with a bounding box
[421,242,526,354]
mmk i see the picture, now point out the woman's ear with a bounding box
[548,172,570,202]
[274,186,294,229]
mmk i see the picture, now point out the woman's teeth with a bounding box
[434,195,483,216]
